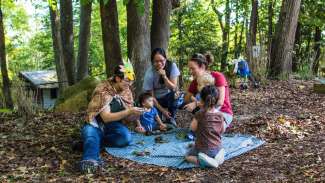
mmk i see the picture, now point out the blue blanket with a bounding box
[105,129,265,169]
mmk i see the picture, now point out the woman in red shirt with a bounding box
[184,53,233,128]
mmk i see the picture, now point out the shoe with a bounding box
[186,131,196,141]
[214,148,225,165]
[79,160,102,174]
[198,153,219,168]
[166,118,177,127]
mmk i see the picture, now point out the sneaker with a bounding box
[198,153,220,168]
[214,148,225,165]
[79,160,102,174]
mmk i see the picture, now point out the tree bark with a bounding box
[60,0,76,85]
[292,22,301,72]
[100,0,123,78]
[0,1,13,109]
[127,0,151,96]
[269,0,301,79]
[151,0,172,51]
[76,1,92,82]
[312,26,321,75]
[211,0,230,70]
[247,0,258,74]
[48,0,67,92]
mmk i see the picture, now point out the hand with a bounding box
[183,102,197,112]
[158,69,166,77]
[128,107,144,116]
[161,109,171,119]
[159,123,167,131]
[135,125,146,133]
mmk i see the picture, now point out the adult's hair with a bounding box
[200,85,219,109]
[151,47,173,84]
[138,92,153,107]
[190,53,207,69]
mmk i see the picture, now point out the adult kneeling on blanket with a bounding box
[79,65,143,173]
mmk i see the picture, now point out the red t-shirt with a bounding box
[188,71,233,115]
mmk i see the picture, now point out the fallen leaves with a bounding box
[0,80,324,182]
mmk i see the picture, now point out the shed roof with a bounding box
[19,70,59,89]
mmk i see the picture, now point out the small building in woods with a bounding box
[19,70,59,109]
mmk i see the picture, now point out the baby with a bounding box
[135,92,167,133]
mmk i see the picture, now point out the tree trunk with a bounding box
[267,0,274,61]
[151,0,172,51]
[211,0,230,70]
[76,1,92,82]
[292,22,301,72]
[176,9,184,88]
[100,0,123,78]
[269,0,301,79]
[234,1,239,58]
[127,0,151,96]
[60,0,76,85]
[0,2,13,109]
[48,0,67,92]
[247,0,258,74]
[312,26,321,75]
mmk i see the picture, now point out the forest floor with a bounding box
[0,79,324,182]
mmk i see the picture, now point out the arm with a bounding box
[100,109,131,123]
[162,75,178,90]
[100,107,142,123]
[136,119,142,127]
[216,86,225,107]
[190,118,198,132]
[155,115,164,125]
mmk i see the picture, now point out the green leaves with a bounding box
[48,0,57,11]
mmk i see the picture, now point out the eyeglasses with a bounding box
[153,59,166,63]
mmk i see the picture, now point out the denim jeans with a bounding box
[156,91,178,119]
[81,122,131,161]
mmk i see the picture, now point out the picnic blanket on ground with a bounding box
[105,129,265,169]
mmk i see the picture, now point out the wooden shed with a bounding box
[19,70,59,109]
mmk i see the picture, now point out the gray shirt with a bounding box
[143,63,180,99]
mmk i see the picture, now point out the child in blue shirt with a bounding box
[135,92,167,133]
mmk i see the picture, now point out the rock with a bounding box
[54,77,101,112]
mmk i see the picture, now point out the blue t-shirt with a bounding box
[140,107,159,132]
[142,62,180,99]
[237,60,250,77]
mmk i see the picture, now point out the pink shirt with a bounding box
[188,71,233,115]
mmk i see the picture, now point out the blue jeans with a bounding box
[81,122,131,161]
[156,91,178,119]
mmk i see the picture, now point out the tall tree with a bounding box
[269,0,301,78]
[312,26,321,75]
[211,0,231,70]
[246,0,258,74]
[60,0,76,85]
[0,0,13,109]
[150,0,172,51]
[292,22,301,72]
[48,0,67,92]
[267,0,274,62]
[100,0,123,78]
[76,0,92,81]
[127,0,151,96]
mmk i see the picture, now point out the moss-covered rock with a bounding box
[54,77,101,112]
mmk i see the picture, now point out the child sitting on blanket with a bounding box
[135,92,167,133]
[185,85,225,168]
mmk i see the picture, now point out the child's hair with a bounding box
[200,85,219,109]
[197,72,215,92]
[138,92,153,107]
[112,65,124,82]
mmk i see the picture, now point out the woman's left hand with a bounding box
[158,69,166,77]
[183,101,197,112]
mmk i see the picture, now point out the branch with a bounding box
[211,0,224,32]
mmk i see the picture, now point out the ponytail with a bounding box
[200,85,219,109]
